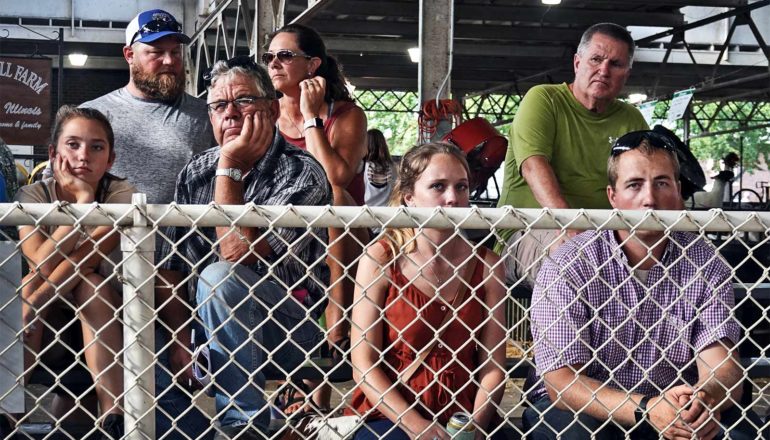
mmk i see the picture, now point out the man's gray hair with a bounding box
[576,23,636,67]
[206,60,277,99]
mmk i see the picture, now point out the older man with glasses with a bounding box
[158,56,330,439]
[526,128,761,440]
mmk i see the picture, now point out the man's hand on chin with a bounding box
[220,112,274,168]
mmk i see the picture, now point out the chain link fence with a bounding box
[1,198,770,439]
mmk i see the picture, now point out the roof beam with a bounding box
[326,37,573,58]
[329,1,684,27]
[290,0,338,24]
[311,19,584,43]
[582,0,748,6]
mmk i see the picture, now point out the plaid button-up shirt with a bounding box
[159,131,331,312]
[530,230,739,401]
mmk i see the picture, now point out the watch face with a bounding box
[304,118,324,130]
[217,168,242,181]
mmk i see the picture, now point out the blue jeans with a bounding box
[196,262,321,432]
[523,395,762,440]
[155,323,214,440]
[353,419,510,440]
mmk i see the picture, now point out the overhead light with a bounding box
[541,0,561,4]
[628,93,648,104]
[408,47,420,63]
[68,53,88,66]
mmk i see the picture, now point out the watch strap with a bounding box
[303,117,323,131]
[215,168,243,182]
[635,395,651,424]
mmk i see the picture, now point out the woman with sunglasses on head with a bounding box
[265,23,368,408]
[347,142,507,440]
[14,106,135,438]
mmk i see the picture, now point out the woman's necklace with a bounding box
[416,246,450,291]
[279,101,306,138]
[286,116,304,139]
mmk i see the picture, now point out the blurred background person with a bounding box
[0,136,19,202]
[364,128,396,207]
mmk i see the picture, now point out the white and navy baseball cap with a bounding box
[125,9,191,46]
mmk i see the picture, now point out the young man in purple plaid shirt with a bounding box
[526,130,761,439]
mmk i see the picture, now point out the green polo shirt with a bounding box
[495,83,648,250]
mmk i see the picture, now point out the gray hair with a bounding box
[206,61,276,99]
[576,23,635,67]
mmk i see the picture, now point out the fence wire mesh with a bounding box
[1,201,769,439]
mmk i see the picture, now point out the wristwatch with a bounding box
[303,117,324,131]
[634,395,651,424]
[215,168,243,182]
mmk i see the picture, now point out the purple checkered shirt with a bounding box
[530,230,739,401]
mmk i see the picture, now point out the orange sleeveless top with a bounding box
[346,242,488,424]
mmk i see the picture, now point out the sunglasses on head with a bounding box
[202,55,261,86]
[610,130,677,157]
[130,18,183,45]
[260,50,312,65]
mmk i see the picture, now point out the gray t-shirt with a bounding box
[81,88,215,203]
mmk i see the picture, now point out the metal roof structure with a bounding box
[1,1,769,114]
[276,0,770,101]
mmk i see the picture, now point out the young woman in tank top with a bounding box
[348,143,507,439]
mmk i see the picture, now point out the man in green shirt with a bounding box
[496,23,648,287]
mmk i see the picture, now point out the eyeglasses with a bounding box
[202,55,262,86]
[610,130,677,157]
[260,50,312,65]
[130,17,183,45]
[206,96,271,113]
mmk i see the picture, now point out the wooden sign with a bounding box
[0,57,52,145]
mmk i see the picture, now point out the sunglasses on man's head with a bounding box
[260,50,312,65]
[610,130,677,157]
[202,55,261,86]
[130,18,183,45]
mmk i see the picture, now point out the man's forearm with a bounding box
[520,155,570,209]
[213,176,271,261]
[697,355,743,410]
[545,368,641,426]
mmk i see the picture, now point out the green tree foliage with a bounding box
[650,100,770,172]
[687,101,770,173]
[355,90,420,155]
[357,91,770,174]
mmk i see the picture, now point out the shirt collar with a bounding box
[252,128,283,175]
[604,229,677,269]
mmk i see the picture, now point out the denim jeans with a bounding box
[353,419,510,440]
[155,323,214,440]
[196,262,321,432]
[523,395,762,440]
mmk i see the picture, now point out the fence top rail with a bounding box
[2,201,770,232]
[0,202,770,232]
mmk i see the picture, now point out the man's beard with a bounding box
[131,64,184,102]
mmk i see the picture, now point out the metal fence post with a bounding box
[121,193,155,439]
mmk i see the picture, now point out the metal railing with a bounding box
[1,200,769,438]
